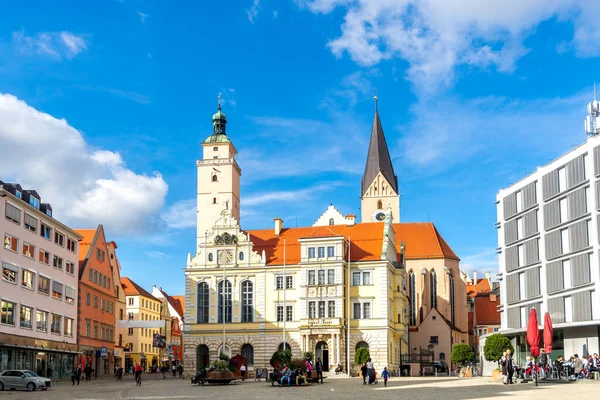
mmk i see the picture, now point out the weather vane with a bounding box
[218,92,222,110]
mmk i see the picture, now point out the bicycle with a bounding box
[135,372,142,386]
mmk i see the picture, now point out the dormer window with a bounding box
[329,218,334,225]
[46,209,52,217]
[29,197,40,209]
[15,190,22,199]
[213,147,218,151]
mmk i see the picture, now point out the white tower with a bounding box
[196,97,241,246]
[585,83,600,137]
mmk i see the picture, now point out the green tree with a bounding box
[483,334,514,365]
[270,350,293,368]
[355,347,370,364]
[304,351,314,362]
[451,344,475,366]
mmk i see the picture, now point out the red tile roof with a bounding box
[160,289,184,318]
[172,296,185,312]
[121,277,154,299]
[247,222,458,265]
[466,278,492,299]
[75,228,99,262]
[474,294,500,326]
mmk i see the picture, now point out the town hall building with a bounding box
[183,99,467,375]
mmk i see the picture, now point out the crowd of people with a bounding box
[501,348,600,383]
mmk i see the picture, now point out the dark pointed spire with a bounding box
[361,98,398,196]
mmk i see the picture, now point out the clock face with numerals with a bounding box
[218,250,233,264]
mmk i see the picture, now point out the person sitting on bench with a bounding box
[279,366,292,387]
[295,368,308,386]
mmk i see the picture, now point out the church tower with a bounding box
[360,97,400,222]
[196,98,241,246]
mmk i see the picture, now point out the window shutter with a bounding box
[503,193,517,220]
[5,203,21,223]
[523,181,537,210]
[543,200,560,230]
[545,230,561,259]
[546,260,564,293]
[567,155,586,189]
[542,170,559,201]
[569,220,589,252]
[505,246,519,272]
[52,281,63,294]
[572,291,592,322]
[524,238,539,266]
[567,187,587,220]
[548,297,565,323]
[523,210,538,237]
[504,220,518,244]
[507,307,520,329]
[506,274,519,304]
[525,267,541,298]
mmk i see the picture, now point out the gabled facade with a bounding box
[151,285,184,365]
[106,240,127,369]
[121,277,162,372]
[0,182,81,379]
[75,226,117,378]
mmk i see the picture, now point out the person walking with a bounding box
[76,364,82,385]
[315,357,323,384]
[172,363,177,378]
[381,367,390,387]
[134,363,143,386]
[506,349,515,384]
[85,364,92,381]
[71,366,78,385]
[366,358,374,384]
[254,367,263,381]
[361,363,368,385]
[240,364,246,381]
[178,364,184,379]
[305,359,313,379]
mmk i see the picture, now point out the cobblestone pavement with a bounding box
[0,374,598,400]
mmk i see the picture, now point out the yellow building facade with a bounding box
[183,101,464,375]
[121,277,163,372]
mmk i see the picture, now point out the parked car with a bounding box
[434,361,449,373]
[0,370,51,391]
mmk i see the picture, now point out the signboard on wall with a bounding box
[153,334,167,348]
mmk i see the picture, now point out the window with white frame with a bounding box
[64,317,73,336]
[36,310,48,331]
[1,301,16,325]
[24,213,37,233]
[286,276,293,289]
[65,286,75,304]
[327,269,335,284]
[318,247,325,258]
[4,233,18,252]
[51,314,61,334]
[328,300,335,318]
[5,203,21,224]
[516,190,523,212]
[38,249,49,264]
[276,276,284,290]
[20,305,33,329]
[38,276,50,295]
[564,297,573,322]
[327,246,334,257]
[53,255,63,270]
[2,262,18,284]
[363,303,371,318]
[353,303,361,319]
[66,262,75,275]
[592,291,599,320]
[276,305,284,322]
[21,269,34,290]
[54,231,65,247]
[318,301,325,318]
[363,271,371,285]
[308,270,316,286]
[520,306,527,328]
[52,281,63,300]
[318,270,325,285]
[308,247,315,258]
[308,301,316,318]
[22,242,34,258]
[67,238,76,252]
[286,305,293,321]
[40,223,51,240]
[352,272,361,286]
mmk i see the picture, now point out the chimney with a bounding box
[485,271,491,282]
[345,214,356,226]
[274,218,283,236]
[473,271,477,283]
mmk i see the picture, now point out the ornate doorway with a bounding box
[315,341,329,371]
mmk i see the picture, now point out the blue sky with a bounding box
[1,0,600,295]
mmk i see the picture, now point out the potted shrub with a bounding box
[483,334,514,381]
[451,344,475,377]
[207,354,234,379]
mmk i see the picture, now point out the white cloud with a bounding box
[0,93,168,235]
[162,199,197,229]
[460,248,499,279]
[247,0,260,23]
[137,11,148,23]
[146,250,170,259]
[300,0,600,92]
[76,85,152,104]
[13,30,88,60]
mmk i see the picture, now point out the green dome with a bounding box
[212,110,227,121]
[204,133,230,143]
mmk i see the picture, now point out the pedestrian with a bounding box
[85,364,92,381]
[76,364,82,385]
[162,365,167,379]
[316,357,323,384]
[366,358,373,384]
[361,363,368,385]
[254,367,263,381]
[172,363,177,378]
[178,364,184,379]
[134,363,143,386]
[240,364,246,381]
[381,367,390,387]
[305,359,313,379]
[506,349,515,384]
[71,366,77,385]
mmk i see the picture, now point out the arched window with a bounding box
[208,253,213,262]
[213,197,217,204]
[239,251,244,261]
[241,343,254,367]
[212,175,218,182]
[197,282,209,323]
[241,280,253,322]
[377,200,383,209]
[218,280,232,323]
[355,341,369,350]
[329,218,335,226]
[278,342,291,352]
[449,272,455,325]
[439,352,446,360]
[409,271,416,326]
[218,344,231,357]
[196,345,210,371]
[430,270,438,309]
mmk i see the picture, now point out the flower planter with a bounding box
[491,370,503,382]
[208,371,234,379]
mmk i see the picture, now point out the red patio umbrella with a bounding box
[543,312,553,354]
[526,307,540,357]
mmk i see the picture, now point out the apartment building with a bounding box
[151,286,184,365]
[75,225,117,378]
[0,181,81,379]
[121,277,162,372]
[497,102,600,363]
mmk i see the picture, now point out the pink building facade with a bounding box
[0,181,81,379]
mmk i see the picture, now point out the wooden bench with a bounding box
[269,373,326,386]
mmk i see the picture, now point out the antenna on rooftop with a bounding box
[585,82,600,136]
